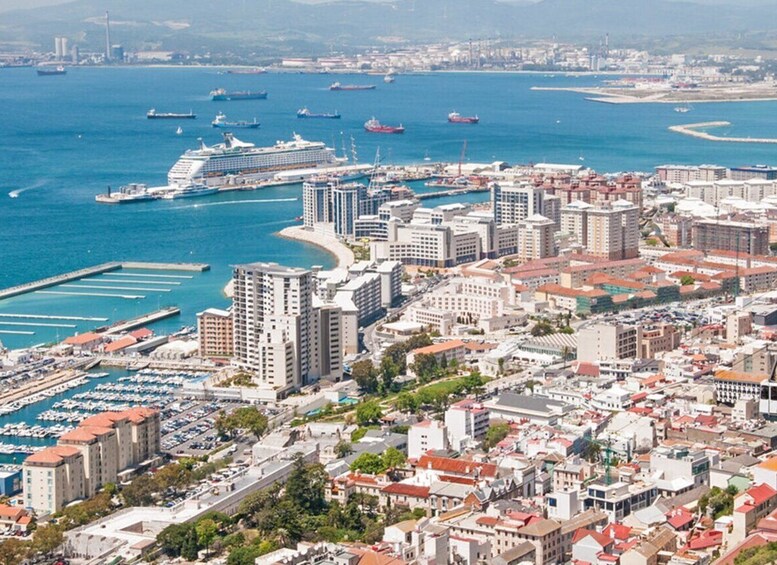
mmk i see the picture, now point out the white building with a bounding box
[408,420,449,459]
[445,399,490,450]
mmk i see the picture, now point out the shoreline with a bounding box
[276,225,355,269]
[669,121,777,144]
[531,86,777,104]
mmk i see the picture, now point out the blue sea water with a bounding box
[1,68,777,350]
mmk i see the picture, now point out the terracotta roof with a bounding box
[573,528,613,547]
[104,335,137,353]
[416,455,497,478]
[58,428,99,443]
[0,505,27,520]
[603,523,632,541]
[714,370,767,384]
[686,529,723,550]
[745,483,777,506]
[24,445,81,465]
[381,483,430,498]
[411,339,466,356]
[758,457,777,472]
[63,332,102,346]
[666,507,695,529]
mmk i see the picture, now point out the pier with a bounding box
[668,121,777,144]
[417,185,490,199]
[0,261,210,301]
[102,306,181,335]
[0,262,121,300]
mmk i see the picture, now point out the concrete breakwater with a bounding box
[0,262,211,301]
[669,121,777,144]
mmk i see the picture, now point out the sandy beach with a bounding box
[276,226,356,269]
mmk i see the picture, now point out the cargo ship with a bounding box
[448,112,479,124]
[329,82,376,91]
[147,109,197,119]
[297,107,341,119]
[37,65,66,76]
[211,112,260,128]
[167,133,344,187]
[364,118,405,134]
[211,88,268,101]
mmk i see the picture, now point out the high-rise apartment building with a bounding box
[492,183,544,225]
[692,219,769,256]
[232,262,343,394]
[561,201,638,261]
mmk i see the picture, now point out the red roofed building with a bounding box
[104,335,137,353]
[732,483,777,544]
[572,529,616,565]
[23,407,160,514]
[380,483,431,512]
[406,340,467,375]
[666,507,695,531]
[63,331,103,353]
[0,504,32,533]
[415,455,498,480]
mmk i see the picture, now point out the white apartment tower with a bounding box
[492,183,544,225]
[233,263,314,392]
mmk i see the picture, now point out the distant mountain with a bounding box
[2,0,777,55]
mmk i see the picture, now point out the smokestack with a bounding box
[105,11,111,63]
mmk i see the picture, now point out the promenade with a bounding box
[277,226,355,269]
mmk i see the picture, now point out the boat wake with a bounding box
[8,179,47,198]
[160,197,299,211]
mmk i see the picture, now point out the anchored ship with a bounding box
[147,108,197,119]
[212,112,260,128]
[37,65,66,76]
[329,82,376,91]
[448,112,479,124]
[297,107,341,119]
[211,88,268,101]
[95,183,158,204]
[364,118,405,134]
[167,133,344,187]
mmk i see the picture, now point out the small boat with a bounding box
[211,112,260,128]
[147,109,197,119]
[86,372,110,379]
[296,107,341,119]
[211,88,268,101]
[37,65,66,76]
[384,74,395,83]
[448,112,479,124]
[364,118,404,134]
[674,105,691,113]
[176,126,183,135]
[330,82,376,91]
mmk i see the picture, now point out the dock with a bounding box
[102,307,181,335]
[0,262,121,300]
[0,261,211,302]
[417,186,490,199]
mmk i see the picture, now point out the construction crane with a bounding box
[458,140,468,178]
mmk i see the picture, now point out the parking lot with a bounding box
[160,399,247,456]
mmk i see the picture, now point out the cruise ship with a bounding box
[167,133,345,187]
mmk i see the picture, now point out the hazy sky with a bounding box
[0,0,71,12]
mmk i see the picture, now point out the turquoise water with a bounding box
[1,68,777,350]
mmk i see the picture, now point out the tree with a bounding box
[158,523,199,559]
[335,440,353,458]
[395,392,418,414]
[355,400,383,426]
[350,452,385,474]
[29,524,63,556]
[0,539,29,565]
[411,353,439,382]
[680,274,695,286]
[284,456,328,515]
[382,447,406,470]
[196,518,219,556]
[351,360,379,393]
[227,545,261,565]
[216,406,269,440]
[483,422,511,449]
[380,356,399,391]
[531,321,555,336]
